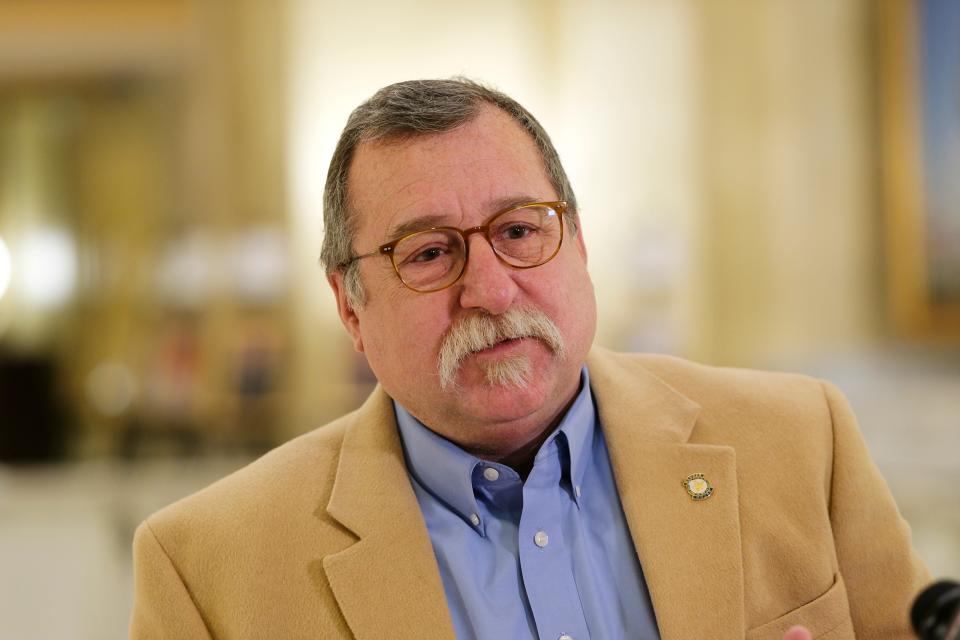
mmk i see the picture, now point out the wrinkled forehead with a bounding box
[346,106,555,245]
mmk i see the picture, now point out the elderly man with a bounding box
[130,79,929,640]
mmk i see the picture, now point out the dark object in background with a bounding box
[913,580,960,640]
[0,355,68,463]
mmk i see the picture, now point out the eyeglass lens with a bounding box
[391,204,562,291]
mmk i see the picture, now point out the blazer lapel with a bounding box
[589,349,745,640]
[322,388,455,640]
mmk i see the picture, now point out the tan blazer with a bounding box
[130,349,930,639]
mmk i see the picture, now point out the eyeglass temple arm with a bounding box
[342,245,393,267]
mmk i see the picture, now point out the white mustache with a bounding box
[437,306,566,390]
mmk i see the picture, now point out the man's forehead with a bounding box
[347,107,554,241]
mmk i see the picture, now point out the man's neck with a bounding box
[488,424,556,480]
[470,387,581,480]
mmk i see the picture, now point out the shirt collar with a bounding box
[394,367,596,528]
[555,366,595,504]
[395,400,482,528]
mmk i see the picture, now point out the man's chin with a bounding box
[443,375,551,423]
[441,339,553,391]
[479,353,533,389]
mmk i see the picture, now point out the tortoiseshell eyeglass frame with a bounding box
[342,201,568,293]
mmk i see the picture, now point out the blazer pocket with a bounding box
[746,573,855,640]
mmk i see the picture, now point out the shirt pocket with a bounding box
[746,573,855,640]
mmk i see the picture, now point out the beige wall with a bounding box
[697,0,879,367]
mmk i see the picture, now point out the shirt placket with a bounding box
[518,439,590,640]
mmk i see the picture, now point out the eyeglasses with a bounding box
[344,201,567,293]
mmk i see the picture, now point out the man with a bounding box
[130,79,929,639]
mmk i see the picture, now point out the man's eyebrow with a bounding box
[487,194,543,215]
[385,195,543,241]
[386,215,451,241]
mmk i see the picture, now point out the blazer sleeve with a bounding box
[129,521,214,640]
[822,380,931,637]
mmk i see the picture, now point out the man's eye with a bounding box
[410,246,445,263]
[502,224,537,240]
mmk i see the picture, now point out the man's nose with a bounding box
[457,235,519,315]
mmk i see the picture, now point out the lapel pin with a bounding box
[683,473,714,501]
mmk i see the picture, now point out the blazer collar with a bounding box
[588,347,746,639]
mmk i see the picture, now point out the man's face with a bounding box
[330,105,597,458]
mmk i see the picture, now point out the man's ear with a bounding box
[327,271,364,353]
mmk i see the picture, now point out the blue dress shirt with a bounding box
[395,368,661,640]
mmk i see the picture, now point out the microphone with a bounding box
[912,580,960,640]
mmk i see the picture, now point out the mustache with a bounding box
[437,306,566,390]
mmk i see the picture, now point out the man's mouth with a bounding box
[475,336,525,356]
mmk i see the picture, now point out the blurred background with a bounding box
[0,0,957,637]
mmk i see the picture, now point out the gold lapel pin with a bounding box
[683,473,714,501]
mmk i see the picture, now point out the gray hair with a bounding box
[320,77,578,309]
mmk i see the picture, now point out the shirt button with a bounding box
[534,530,549,548]
[469,513,481,526]
[483,467,500,482]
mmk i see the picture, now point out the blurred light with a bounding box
[17,227,77,307]
[155,230,214,309]
[0,236,11,301]
[85,361,138,418]
[229,226,289,303]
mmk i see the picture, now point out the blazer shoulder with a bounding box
[594,348,825,403]
[590,348,837,445]
[145,410,354,543]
